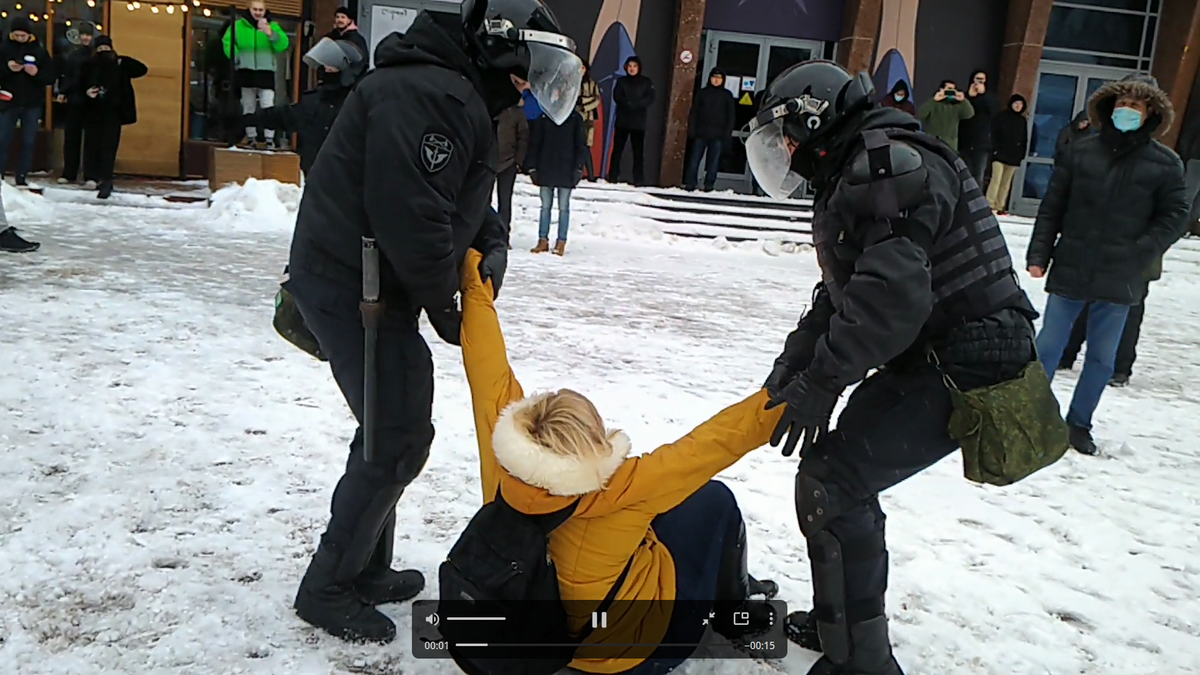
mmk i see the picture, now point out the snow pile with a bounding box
[2,181,56,224]
[207,178,302,233]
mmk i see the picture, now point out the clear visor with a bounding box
[744,120,806,200]
[526,41,583,126]
[303,37,363,72]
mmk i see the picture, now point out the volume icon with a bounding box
[591,611,607,629]
[426,613,439,626]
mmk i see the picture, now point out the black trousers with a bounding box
[84,111,122,184]
[608,128,645,185]
[1060,291,1148,377]
[964,149,990,188]
[798,366,958,633]
[495,164,518,229]
[284,268,435,565]
[61,104,93,182]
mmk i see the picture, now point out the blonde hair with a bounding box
[513,389,620,461]
[248,0,266,8]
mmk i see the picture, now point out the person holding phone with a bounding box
[917,79,974,151]
[222,0,290,149]
[0,17,53,187]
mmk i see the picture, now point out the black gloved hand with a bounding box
[426,303,462,346]
[479,246,507,299]
[572,168,584,185]
[765,372,842,458]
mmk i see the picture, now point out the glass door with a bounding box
[1011,62,1128,215]
[701,31,823,195]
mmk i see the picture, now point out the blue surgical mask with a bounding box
[894,92,905,102]
[1112,106,1144,132]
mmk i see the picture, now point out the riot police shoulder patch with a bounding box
[421,130,454,174]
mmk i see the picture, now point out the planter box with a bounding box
[209,146,301,191]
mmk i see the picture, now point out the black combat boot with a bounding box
[805,616,904,675]
[711,518,778,641]
[294,541,397,643]
[785,609,822,652]
[352,512,425,606]
[1069,424,1098,455]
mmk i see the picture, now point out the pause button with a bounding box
[591,611,608,629]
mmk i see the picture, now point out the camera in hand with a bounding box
[944,89,957,98]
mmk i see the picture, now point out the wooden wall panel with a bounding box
[109,8,186,177]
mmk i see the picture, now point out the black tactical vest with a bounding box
[812,127,1032,334]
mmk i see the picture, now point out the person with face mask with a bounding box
[246,37,365,176]
[80,36,148,200]
[879,79,915,116]
[283,0,583,644]
[1026,73,1188,455]
[743,60,1039,674]
[55,22,97,187]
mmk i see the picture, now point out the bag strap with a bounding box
[496,492,580,534]
[576,553,635,643]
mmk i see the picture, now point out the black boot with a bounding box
[711,518,777,640]
[294,541,397,643]
[352,512,425,606]
[785,609,822,652]
[0,227,39,253]
[1069,424,1097,455]
[97,181,113,200]
[805,617,904,675]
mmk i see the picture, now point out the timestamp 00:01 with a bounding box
[422,640,450,652]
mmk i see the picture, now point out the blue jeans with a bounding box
[538,186,571,242]
[1035,293,1130,430]
[683,138,723,190]
[626,481,741,675]
[0,106,41,179]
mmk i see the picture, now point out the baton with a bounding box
[360,237,383,464]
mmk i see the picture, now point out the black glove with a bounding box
[765,372,842,458]
[426,303,462,346]
[479,246,507,298]
[764,284,834,398]
[572,168,584,185]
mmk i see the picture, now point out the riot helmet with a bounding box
[461,0,583,124]
[303,37,367,88]
[744,60,875,198]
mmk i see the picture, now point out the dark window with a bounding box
[1053,0,1153,11]
[1046,5,1147,57]
[1040,49,1140,69]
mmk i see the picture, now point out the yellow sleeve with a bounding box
[461,250,525,505]
[593,390,784,515]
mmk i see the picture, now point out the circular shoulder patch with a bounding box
[421,132,453,173]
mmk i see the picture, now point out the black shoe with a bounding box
[14,175,28,187]
[1109,373,1130,387]
[806,655,905,675]
[785,610,822,651]
[353,568,425,606]
[749,576,778,599]
[294,543,397,643]
[1057,362,1073,371]
[0,227,39,253]
[351,511,425,606]
[1068,424,1097,456]
[97,182,113,200]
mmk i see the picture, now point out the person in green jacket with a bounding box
[222,0,289,149]
[917,79,975,151]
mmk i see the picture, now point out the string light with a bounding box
[1,11,7,17]
[65,19,71,25]
[166,4,173,13]
[126,2,133,8]
[202,7,210,15]
[86,0,95,7]
[150,5,158,12]
[180,4,187,11]
[14,3,21,9]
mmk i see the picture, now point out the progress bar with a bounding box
[455,643,714,648]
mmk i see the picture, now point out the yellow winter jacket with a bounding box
[458,249,783,673]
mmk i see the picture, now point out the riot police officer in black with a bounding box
[746,61,1039,674]
[285,0,584,644]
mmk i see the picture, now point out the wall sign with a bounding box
[680,50,693,64]
[369,5,419,68]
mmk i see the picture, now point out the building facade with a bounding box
[0,0,321,179]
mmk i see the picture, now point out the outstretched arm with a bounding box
[461,249,524,503]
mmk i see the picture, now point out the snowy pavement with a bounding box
[2,180,1200,675]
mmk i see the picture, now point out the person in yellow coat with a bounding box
[458,248,783,674]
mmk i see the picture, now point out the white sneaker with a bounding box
[84,180,97,190]
[57,177,69,184]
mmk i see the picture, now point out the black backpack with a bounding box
[438,494,631,675]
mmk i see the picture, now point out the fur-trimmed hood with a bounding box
[491,393,632,497]
[1088,74,1174,138]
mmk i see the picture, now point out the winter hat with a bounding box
[1087,72,1174,136]
[334,6,352,19]
[624,55,642,69]
[10,17,34,35]
[708,67,725,83]
[93,35,113,50]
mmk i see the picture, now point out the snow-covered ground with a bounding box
[2,178,1199,675]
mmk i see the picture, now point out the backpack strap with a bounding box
[495,492,581,534]
[576,553,635,643]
